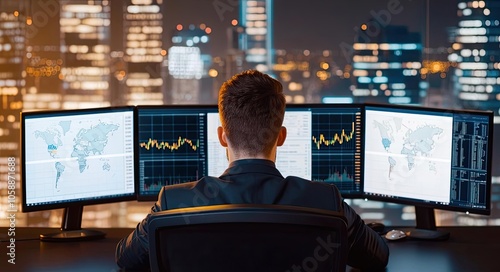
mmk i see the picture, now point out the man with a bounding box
[115,69,389,270]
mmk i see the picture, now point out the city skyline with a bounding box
[10,1,461,72]
[3,1,460,58]
[165,0,456,61]
[0,1,494,153]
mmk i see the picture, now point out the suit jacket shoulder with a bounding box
[158,175,343,212]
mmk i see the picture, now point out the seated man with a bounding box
[115,69,389,271]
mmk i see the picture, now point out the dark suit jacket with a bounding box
[116,159,389,270]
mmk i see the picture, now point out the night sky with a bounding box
[165,0,458,60]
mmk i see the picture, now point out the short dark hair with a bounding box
[218,70,286,157]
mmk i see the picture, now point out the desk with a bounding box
[0,227,131,272]
[382,226,500,272]
[1,226,499,272]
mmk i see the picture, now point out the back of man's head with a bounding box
[218,69,286,157]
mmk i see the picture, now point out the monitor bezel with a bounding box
[361,103,493,216]
[21,106,138,213]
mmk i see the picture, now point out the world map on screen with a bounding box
[33,121,119,188]
[372,118,444,178]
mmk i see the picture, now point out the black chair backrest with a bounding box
[148,204,348,272]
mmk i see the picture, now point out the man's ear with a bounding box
[217,126,228,147]
[277,126,287,146]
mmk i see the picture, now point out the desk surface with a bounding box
[1,226,499,272]
[381,226,500,272]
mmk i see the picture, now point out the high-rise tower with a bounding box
[449,0,500,114]
[351,25,422,104]
[0,3,24,158]
[239,0,273,72]
[59,0,111,109]
[122,0,164,105]
[167,24,212,104]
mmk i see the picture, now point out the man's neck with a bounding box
[227,149,276,164]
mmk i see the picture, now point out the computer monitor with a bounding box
[137,105,214,200]
[363,104,493,240]
[137,104,363,201]
[21,106,137,241]
[286,104,362,194]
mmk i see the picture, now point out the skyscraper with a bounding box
[21,0,62,112]
[449,0,500,115]
[224,23,246,80]
[239,0,273,72]
[351,25,422,104]
[167,24,212,104]
[0,3,24,158]
[59,0,111,109]
[123,0,164,105]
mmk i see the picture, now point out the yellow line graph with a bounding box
[312,122,355,149]
[140,137,199,151]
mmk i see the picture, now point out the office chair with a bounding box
[147,204,348,272]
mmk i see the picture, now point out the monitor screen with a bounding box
[137,105,214,199]
[137,104,363,200]
[363,104,493,216]
[21,106,137,212]
[285,104,362,193]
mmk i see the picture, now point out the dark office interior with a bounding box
[1,1,500,271]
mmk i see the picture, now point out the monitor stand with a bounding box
[40,205,106,242]
[400,206,450,241]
